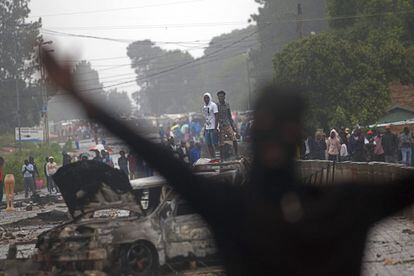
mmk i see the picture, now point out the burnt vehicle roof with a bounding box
[53,160,141,218]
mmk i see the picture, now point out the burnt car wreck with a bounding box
[2,160,248,275]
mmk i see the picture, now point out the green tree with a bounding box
[127,40,200,114]
[273,32,390,129]
[106,89,132,118]
[250,0,328,86]
[0,0,42,131]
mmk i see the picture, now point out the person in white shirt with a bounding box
[46,156,59,193]
[202,93,219,158]
[22,160,35,198]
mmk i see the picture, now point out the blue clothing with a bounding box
[205,129,218,146]
[190,147,201,164]
[401,147,412,166]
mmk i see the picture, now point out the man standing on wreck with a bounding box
[43,50,414,276]
[202,93,219,159]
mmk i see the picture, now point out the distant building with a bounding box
[377,82,414,124]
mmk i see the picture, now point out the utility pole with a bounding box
[297,3,303,39]
[37,39,53,144]
[14,30,21,152]
[245,50,252,110]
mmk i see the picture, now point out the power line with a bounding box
[42,21,249,31]
[77,28,260,92]
[30,0,205,18]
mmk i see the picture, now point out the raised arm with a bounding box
[336,173,414,227]
[41,50,227,218]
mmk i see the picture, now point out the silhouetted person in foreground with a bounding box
[43,50,414,276]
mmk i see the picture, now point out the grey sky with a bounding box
[29,0,259,94]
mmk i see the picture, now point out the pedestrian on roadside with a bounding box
[29,156,39,189]
[46,157,58,193]
[62,151,72,166]
[217,90,239,160]
[313,131,327,160]
[101,150,114,167]
[128,153,137,180]
[118,150,129,176]
[22,160,35,198]
[399,127,414,166]
[340,142,349,162]
[75,135,80,150]
[43,157,51,193]
[202,92,219,159]
[349,128,365,162]
[373,130,385,162]
[327,129,341,162]
[382,125,398,163]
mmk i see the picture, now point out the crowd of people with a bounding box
[21,156,59,198]
[158,90,253,162]
[302,126,414,166]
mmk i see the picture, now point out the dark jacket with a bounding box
[382,132,398,156]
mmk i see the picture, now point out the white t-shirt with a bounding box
[202,101,218,130]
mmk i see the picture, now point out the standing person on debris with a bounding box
[22,160,35,198]
[399,127,414,166]
[326,129,341,161]
[382,125,398,163]
[216,91,239,160]
[46,157,58,193]
[0,157,4,205]
[43,51,414,275]
[202,93,219,159]
[118,150,129,176]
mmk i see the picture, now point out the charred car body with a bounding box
[31,160,247,275]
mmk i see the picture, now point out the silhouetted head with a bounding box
[24,160,29,166]
[385,125,391,133]
[120,150,125,156]
[29,156,34,163]
[404,127,410,135]
[217,90,226,104]
[203,93,212,105]
[251,86,305,179]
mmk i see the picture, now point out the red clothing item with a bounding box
[128,155,137,172]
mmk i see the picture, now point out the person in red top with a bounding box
[128,153,137,180]
[0,156,4,205]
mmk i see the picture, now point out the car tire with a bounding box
[121,241,160,276]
